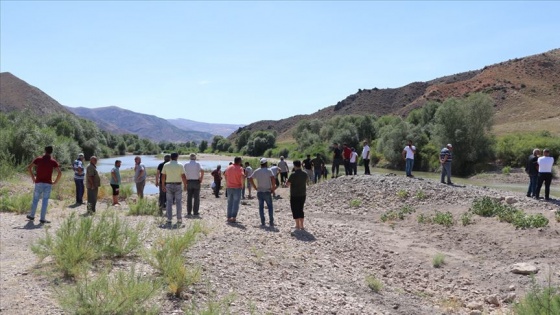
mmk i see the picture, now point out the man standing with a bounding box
[332,143,342,178]
[73,153,85,205]
[525,149,540,198]
[278,156,289,187]
[287,160,308,231]
[134,156,146,199]
[343,143,352,176]
[86,156,101,214]
[440,144,453,185]
[302,154,313,183]
[110,160,122,206]
[349,148,358,175]
[250,158,276,227]
[535,148,554,201]
[402,140,417,177]
[224,157,245,223]
[361,141,371,175]
[156,154,171,211]
[162,152,188,226]
[183,153,204,216]
[243,162,253,199]
[26,146,62,224]
[311,153,324,183]
[211,165,222,198]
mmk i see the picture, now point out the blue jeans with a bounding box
[74,178,84,204]
[30,183,52,221]
[313,169,322,183]
[257,191,274,225]
[441,162,452,183]
[527,175,538,197]
[226,188,242,219]
[166,184,183,222]
[405,158,414,176]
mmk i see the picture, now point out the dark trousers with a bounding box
[158,185,167,209]
[344,159,351,175]
[332,158,342,177]
[74,179,84,204]
[527,175,538,197]
[350,162,357,175]
[87,187,98,213]
[214,180,221,197]
[535,173,552,200]
[363,159,370,175]
[186,180,201,215]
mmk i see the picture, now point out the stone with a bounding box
[505,196,518,204]
[485,294,500,306]
[469,311,482,315]
[510,263,539,275]
[503,292,516,303]
[508,285,516,291]
[467,301,483,310]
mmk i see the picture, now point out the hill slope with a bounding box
[67,106,215,143]
[0,72,72,116]
[167,118,244,138]
[232,49,560,141]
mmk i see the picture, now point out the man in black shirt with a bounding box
[287,160,308,230]
[155,154,171,212]
[302,154,313,183]
[332,143,343,178]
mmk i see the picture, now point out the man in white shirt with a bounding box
[183,153,204,216]
[361,141,371,175]
[349,148,359,175]
[402,140,416,177]
[535,148,555,201]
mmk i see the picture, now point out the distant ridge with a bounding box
[0,72,72,116]
[168,118,244,138]
[231,48,560,141]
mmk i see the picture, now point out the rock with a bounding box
[503,292,516,303]
[505,196,518,204]
[469,311,482,315]
[510,263,539,275]
[467,301,483,310]
[485,294,500,306]
[508,285,516,291]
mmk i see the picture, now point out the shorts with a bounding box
[290,195,306,219]
[110,184,120,196]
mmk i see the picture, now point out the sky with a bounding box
[1,1,559,125]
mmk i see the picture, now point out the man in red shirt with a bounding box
[224,157,245,223]
[343,143,352,176]
[26,146,62,224]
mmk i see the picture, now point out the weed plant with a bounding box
[513,275,560,315]
[555,211,560,223]
[365,275,383,293]
[381,205,415,222]
[502,166,511,175]
[460,211,474,226]
[129,198,159,216]
[59,267,161,315]
[396,190,409,199]
[415,190,427,200]
[470,197,549,229]
[0,191,32,214]
[350,199,362,208]
[432,253,446,268]
[433,211,455,227]
[32,212,143,278]
[184,293,235,315]
[417,213,431,224]
[119,183,134,200]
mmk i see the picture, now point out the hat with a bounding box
[260,158,267,164]
[190,153,196,160]
[447,144,453,148]
[78,153,84,157]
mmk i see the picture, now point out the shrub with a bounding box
[381,205,415,222]
[460,212,474,226]
[119,183,134,200]
[415,189,427,200]
[432,253,446,268]
[184,293,235,315]
[59,267,161,315]
[396,189,409,199]
[470,197,549,229]
[513,276,560,315]
[32,212,143,278]
[350,199,362,208]
[417,213,431,224]
[433,211,454,227]
[502,166,511,175]
[556,211,560,223]
[0,191,32,214]
[128,198,159,216]
[365,275,383,293]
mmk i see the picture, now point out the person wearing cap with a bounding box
[287,160,308,230]
[86,156,101,214]
[183,153,204,216]
[162,153,188,226]
[535,148,554,201]
[134,156,146,199]
[224,157,245,223]
[156,154,171,211]
[250,158,277,226]
[26,146,62,224]
[278,156,289,187]
[73,153,85,205]
[402,140,416,177]
[110,160,122,206]
[440,144,453,185]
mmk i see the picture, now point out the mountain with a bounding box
[168,118,244,138]
[0,72,72,116]
[231,48,560,141]
[66,106,215,143]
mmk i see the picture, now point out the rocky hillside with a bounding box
[67,106,215,143]
[0,72,72,116]
[232,49,560,142]
[167,118,244,138]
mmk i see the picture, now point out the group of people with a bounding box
[526,148,554,201]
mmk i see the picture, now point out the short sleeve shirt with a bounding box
[440,148,452,163]
[404,146,416,159]
[225,164,244,189]
[134,164,146,183]
[288,169,308,197]
[311,157,324,170]
[110,166,121,185]
[278,160,289,173]
[184,160,202,180]
[73,159,84,180]
[361,145,370,159]
[162,160,184,183]
[33,155,59,184]
[350,151,358,163]
[251,167,274,192]
[333,147,342,159]
[537,156,554,173]
[86,163,101,189]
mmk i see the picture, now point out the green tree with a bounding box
[246,131,276,156]
[236,130,251,152]
[199,140,208,152]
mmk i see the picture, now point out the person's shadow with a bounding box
[227,222,247,230]
[13,221,43,230]
[291,229,316,242]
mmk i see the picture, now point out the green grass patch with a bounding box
[365,275,383,293]
[415,189,427,200]
[184,293,236,315]
[460,211,474,226]
[0,191,32,214]
[381,205,415,222]
[470,197,549,229]
[513,276,560,315]
[350,199,362,208]
[432,253,446,268]
[396,189,409,199]
[128,198,159,216]
[433,211,454,227]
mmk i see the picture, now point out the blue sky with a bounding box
[1,1,559,125]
